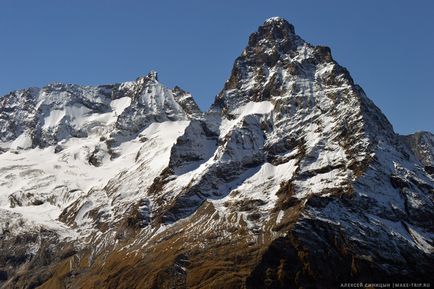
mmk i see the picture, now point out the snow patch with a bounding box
[10,131,32,149]
[110,97,131,115]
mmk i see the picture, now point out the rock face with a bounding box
[0,17,433,289]
[403,131,434,175]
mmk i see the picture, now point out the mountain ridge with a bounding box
[0,17,433,289]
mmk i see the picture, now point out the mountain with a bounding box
[0,17,433,289]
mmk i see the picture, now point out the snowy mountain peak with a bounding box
[0,18,433,289]
[215,18,332,113]
[248,16,297,49]
[0,74,198,152]
[147,70,158,81]
[264,16,286,23]
[133,70,159,86]
[262,16,295,33]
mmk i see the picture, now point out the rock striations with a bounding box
[0,17,433,289]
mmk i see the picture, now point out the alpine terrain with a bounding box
[0,17,433,289]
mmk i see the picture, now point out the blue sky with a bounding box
[1,0,433,134]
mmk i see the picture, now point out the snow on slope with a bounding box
[0,73,195,239]
[57,120,190,239]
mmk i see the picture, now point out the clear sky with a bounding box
[1,0,433,134]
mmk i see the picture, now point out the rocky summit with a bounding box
[0,17,433,289]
